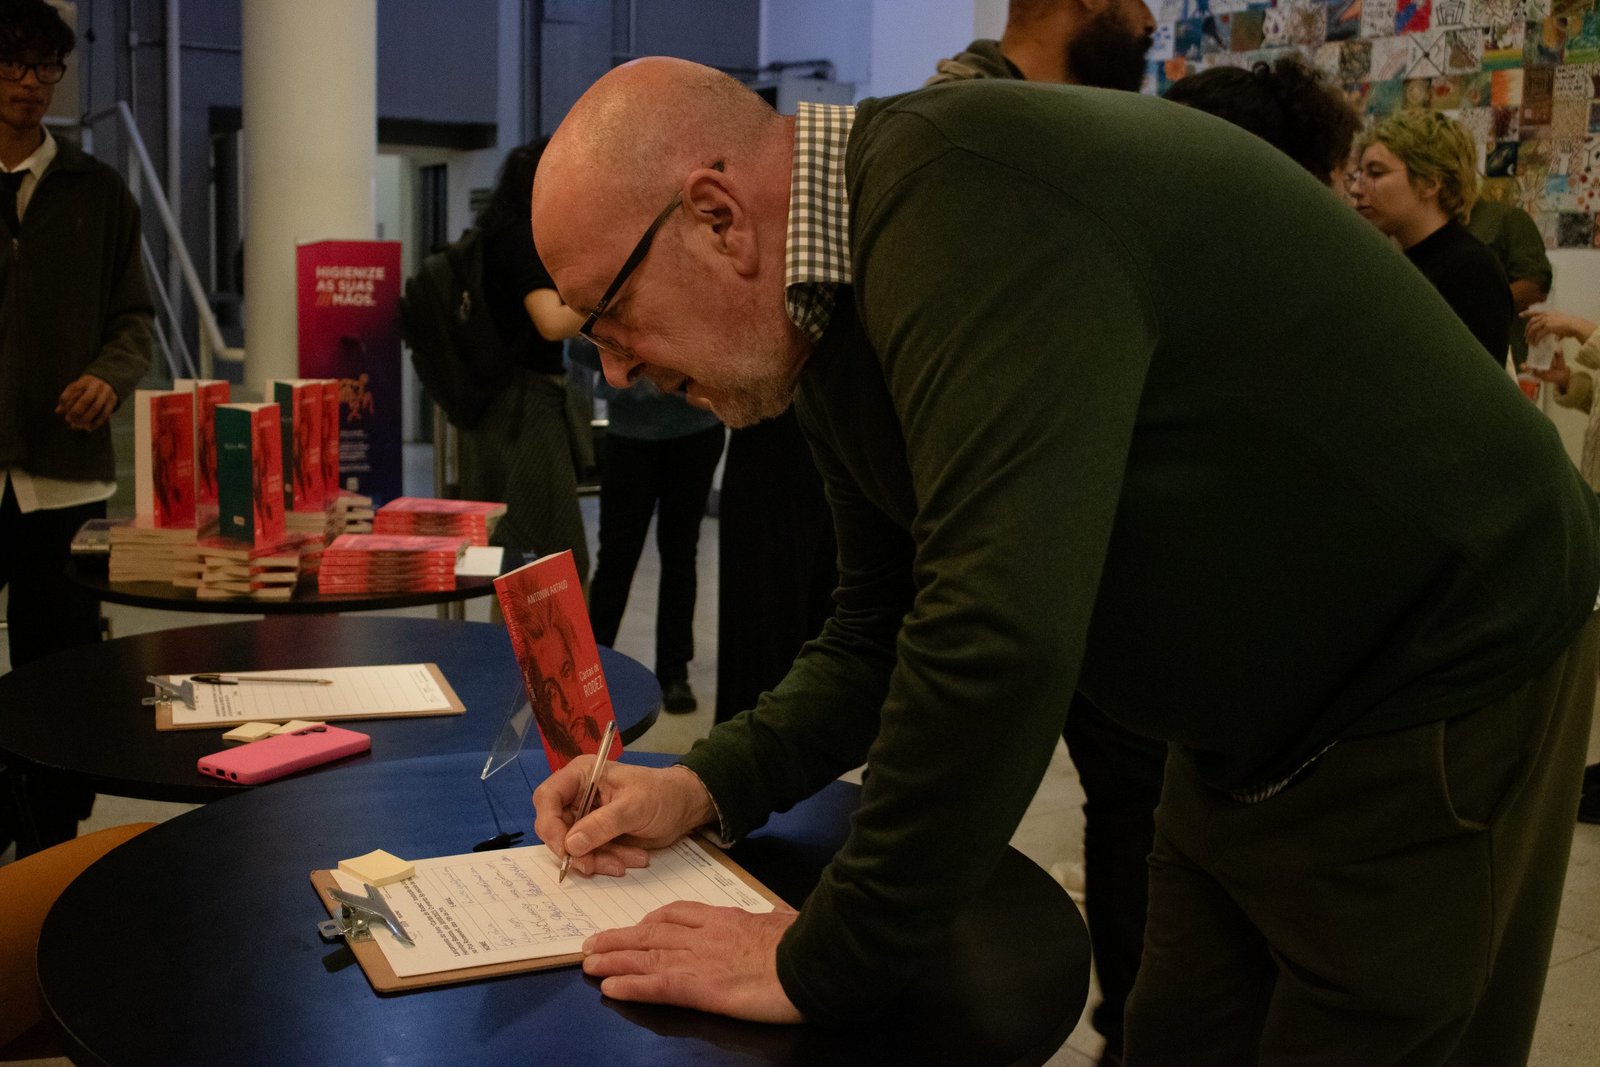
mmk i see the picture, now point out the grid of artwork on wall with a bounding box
[1146,0,1600,248]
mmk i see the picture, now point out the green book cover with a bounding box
[215,403,286,548]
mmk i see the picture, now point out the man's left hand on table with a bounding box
[582,900,804,1024]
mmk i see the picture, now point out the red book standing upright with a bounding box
[319,379,341,500]
[268,379,326,513]
[174,379,230,532]
[493,549,623,772]
[133,389,196,528]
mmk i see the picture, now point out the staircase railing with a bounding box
[78,101,243,378]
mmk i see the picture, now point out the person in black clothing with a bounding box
[0,0,154,855]
[1350,109,1511,362]
[463,139,590,581]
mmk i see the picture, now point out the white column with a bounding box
[241,0,376,395]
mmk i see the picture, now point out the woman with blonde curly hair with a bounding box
[1350,109,1511,360]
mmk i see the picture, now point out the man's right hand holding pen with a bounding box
[532,760,717,879]
[531,759,802,1023]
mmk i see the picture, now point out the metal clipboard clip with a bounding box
[142,675,198,709]
[317,882,415,946]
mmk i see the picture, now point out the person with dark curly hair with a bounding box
[1162,57,1360,188]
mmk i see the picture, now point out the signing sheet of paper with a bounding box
[163,664,456,726]
[328,838,775,978]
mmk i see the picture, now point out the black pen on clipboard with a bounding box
[558,719,617,884]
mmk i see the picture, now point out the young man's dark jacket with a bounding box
[0,137,154,480]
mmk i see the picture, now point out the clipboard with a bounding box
[309,837,786,994]
[153,663,465,731]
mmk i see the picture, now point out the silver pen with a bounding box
[190,673,333,686]
[557,720,618,884]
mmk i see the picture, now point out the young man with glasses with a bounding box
[0,0,154,855]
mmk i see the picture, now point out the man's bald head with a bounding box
[535,58,780,246]
[532,57,807,428]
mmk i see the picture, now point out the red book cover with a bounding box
[493,549,621,772]
[325,533,469,557]
[271,380,325,513]
[317,577,455,593]
[175,379,230,516]
[134,391,197,529]
[319,379,340,505]
[378,497,507,516]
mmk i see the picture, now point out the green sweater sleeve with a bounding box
[691,112,1158,1022]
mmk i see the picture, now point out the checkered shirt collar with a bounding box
[785,101,856,343]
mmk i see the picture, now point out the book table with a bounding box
[67,554,500,614]
[39,751,1090,1066]
[0,617,660,805]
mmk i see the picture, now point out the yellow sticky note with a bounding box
[338,849,415,887]
[270,719,325,735]
[222,722,280,743]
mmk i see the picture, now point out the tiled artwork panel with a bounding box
[1149,0,1600,245]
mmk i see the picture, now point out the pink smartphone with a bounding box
[197,725,371,784]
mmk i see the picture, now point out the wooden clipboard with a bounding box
[309,837,787,994]
[154,663,466,731]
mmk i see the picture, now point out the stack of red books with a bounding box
[317,533,468,594]
[195,539,303,601]
[372,497,506,547]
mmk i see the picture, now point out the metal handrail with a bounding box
[140,238,197,378]
[79,101,244,375]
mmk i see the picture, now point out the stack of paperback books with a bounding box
[195,541,302,601]
[317,533,467,595]
[372,497,505,547]
[108,519,200,584]
[286,506,330,541]
[290,532,326,579]
[329,491,375,537]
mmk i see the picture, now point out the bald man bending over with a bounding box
[531,58,1598,1064]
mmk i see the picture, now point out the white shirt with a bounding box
[2,127,117,513]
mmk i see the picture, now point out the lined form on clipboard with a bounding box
[315,835,782,990]
[153,664,464,730]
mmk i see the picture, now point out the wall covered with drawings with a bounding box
[1147,0,1600,249]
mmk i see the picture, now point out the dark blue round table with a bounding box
[39,751,1090,1066]
[0,617,659,804]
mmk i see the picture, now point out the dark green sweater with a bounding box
[681,83,1599,1023]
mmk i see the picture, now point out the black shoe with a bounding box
[1584,762,1600,792]
[1581,788,1600,826]
[662,679,698,714]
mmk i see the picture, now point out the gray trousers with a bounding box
[1126,611,1598,1066]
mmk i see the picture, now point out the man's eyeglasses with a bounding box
[578,192,683,357]
[0,59,67,85]
[578,161,723,358]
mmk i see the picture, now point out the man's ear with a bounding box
[1413,174,1443,203]
[683,167,759,276]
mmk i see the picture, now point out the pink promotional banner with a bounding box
[296,239,403,504]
